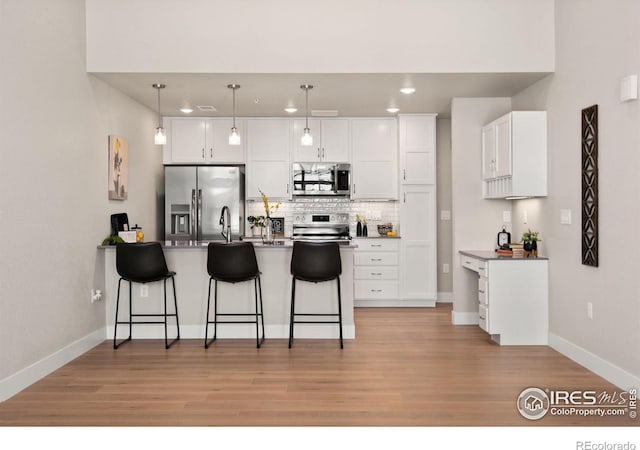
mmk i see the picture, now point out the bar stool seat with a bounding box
[289,241,343,349]
[204,242,265,348]
[113,242,180,349]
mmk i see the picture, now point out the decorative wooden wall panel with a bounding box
[581,105,598,267]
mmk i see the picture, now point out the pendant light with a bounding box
[152,83,166,145]
[300,84,313,146]
[228,84,241,146]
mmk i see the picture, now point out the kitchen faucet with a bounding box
[219,206,232,243]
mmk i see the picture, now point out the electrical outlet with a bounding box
[140,285,149,298]
[443,263,450,274]
[440,210,451,221]
[587,302,593,319]
[91,289,102,303]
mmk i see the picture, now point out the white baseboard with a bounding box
[0,328,105,402]
[451,310,479,325]
[437,292,453,303]
[549,332,640,391]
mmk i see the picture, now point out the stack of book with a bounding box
[510,244,524,258]
[496,247,513,256]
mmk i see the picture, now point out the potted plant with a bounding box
[521,229,541,253]
[247,215,265,237]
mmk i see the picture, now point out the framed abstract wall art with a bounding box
[108,135,128,201]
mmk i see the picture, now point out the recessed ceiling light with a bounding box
[284,107,298,113]
[180,107,193,114]
[400,87,416,94]
[386,107,400,113]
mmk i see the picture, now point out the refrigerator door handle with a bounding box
[190,189,196,239]
[197,189,203,240]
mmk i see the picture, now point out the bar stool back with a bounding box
[205,242,265,348]
[114,242,180,349]
[289,241,343,348]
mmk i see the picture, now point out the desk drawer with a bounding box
[354,266,398,280]
[461,255,480,272]
[478,304,489,332]
[354,252,399,266]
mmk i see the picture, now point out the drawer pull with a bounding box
[478,289,485,294]
[371,244,382,247]
[371,258,382,262]
[370,272,383,276]
[370,289,383,293]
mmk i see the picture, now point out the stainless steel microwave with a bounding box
[292,163,351,197]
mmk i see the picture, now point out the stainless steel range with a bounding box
[292,213,351,243]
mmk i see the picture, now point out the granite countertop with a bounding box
[353,235,401,239]
[100,238,358,249]
[459,250,549,261]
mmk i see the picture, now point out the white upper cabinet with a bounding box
[292,118,349,162]
[164,117,245,164]
[399,114,436,185]
[481,111,547,198]
[246,118,291,200]
[351,118,398,200]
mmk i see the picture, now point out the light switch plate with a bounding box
[621,75,638,102]
[503,211,511,223]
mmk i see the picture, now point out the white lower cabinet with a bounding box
[353,238,400,305]
[460,251,548,345]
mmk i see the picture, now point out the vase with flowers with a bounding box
[259,190,280,243]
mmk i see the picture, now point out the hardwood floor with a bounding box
[0,305,630,426]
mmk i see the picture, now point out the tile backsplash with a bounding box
[246,198,399,237]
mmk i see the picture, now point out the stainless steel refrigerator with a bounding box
[164,166,245,241]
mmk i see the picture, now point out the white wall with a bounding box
[436,119,453,296]
[0,0,162,396]
[450,98,512,320]
[510,0,640,383]
[85,0,555,73]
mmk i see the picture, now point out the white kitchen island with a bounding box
[98,240,355,341]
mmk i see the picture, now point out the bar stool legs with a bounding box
[113,276,180,350]
[204,275,265,349]
[288,276,344,349]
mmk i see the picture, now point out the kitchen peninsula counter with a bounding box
[98,241,355,341]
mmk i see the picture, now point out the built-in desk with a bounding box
[459,250,548,345]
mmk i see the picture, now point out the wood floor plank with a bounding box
[0,305,632,426]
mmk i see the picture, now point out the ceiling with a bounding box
[93,72,550,119]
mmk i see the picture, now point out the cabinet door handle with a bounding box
[353,184,356,195]
[403,192,406,203]
[317,148,320,159]
[403,169,406,180]
[202,148,205,159]
[322,148,325,158]
[286,183,290,194]
[210,148,213,158]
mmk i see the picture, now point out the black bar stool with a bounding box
[114,242,180,349]
[204,242,265,349]
[289,241,343,349]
